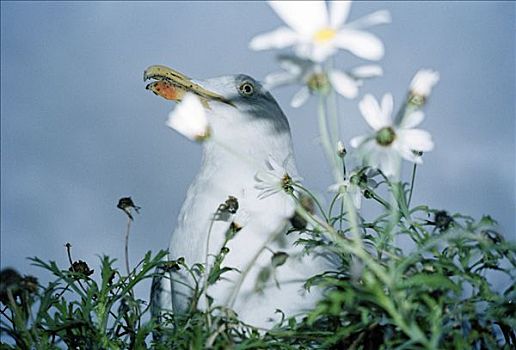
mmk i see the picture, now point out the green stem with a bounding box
[391,181,411,221]
[202,211,219,329]
[339,158,347,231]
[341,156,347,180]
[407,163,418,206]
[327,88,340,147]
[123,217,138,320]
[327,193,340,219]
[339,196,345,232]
[326,58,342,149]
[124,218,131,277]
[293,183,329,222]
[318,95,339,181]
[367,189,391,210]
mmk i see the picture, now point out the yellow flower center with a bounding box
[313,28,337,43]
[281,174,294,194]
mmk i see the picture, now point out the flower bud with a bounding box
[337,141,347,158]
[271,252,289,268]
[409,69,440,102]
[290,212,307,230]
[363,189,373,199]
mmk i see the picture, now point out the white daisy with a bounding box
[328,178,362,209]
[328,168,378,209]
[250,1,390,62]
[166,93,210,142]
[264,55,383,108]
[410,69,440,98]
[350,93,434,177]
[255,154,302,199]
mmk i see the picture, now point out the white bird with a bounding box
[144,65,328,328]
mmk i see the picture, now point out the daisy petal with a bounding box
[381,93,394,122]
[351,188,362,209]
[346,10,391,29]
[268,1,328,36]
[306,44,338,63]
[329,70,359,98]
[266,154,282,172]
[359,94,388,130]
[393,141,422,163]
[249,27,299,50]
[365,143,381,169]
[397,129,434,152]
[166,93,209,142]
[290,87,310,108]
[334,29,385,61]
[351,65,383,78]
[264,71,298,89]
[400,110,425,129]
[277,55,307,75]
[350,135,368,148]
[257,188,280,199]
[329,0,351,28]
[328,182,344,193]
[379,150,400,178]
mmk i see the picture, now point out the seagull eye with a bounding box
[239,81,255,96]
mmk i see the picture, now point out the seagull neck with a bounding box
[201,133,295,174]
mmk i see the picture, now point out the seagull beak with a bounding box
[144,65,234,107]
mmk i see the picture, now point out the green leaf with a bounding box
[401,273,461,293]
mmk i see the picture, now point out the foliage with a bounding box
[1,181,515,349]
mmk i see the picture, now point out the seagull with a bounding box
[144,65,328,328]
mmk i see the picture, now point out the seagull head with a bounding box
[144,65,292,152]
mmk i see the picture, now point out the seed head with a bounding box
[20,275,38,294]
[0,268,22,304]
[117,197,141,221]
[219,196,239,214]
[69,260,94,278]
[434,211,453,231]
[0,269,39,304]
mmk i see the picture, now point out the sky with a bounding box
[1,1,514,299]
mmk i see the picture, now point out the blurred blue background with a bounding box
[1,1,514,297]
